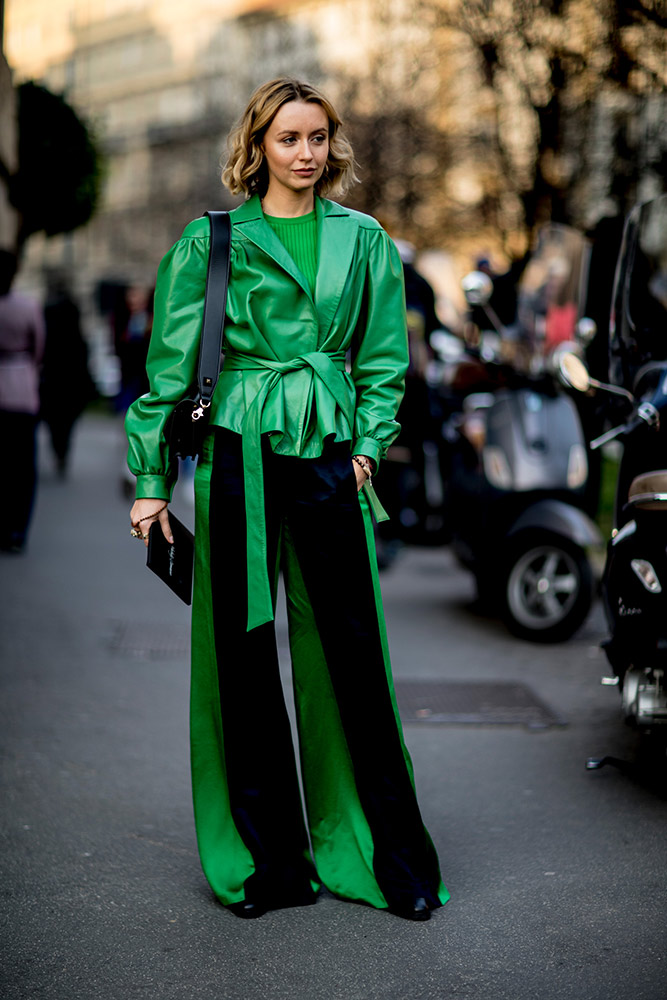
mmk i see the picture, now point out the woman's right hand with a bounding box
[130,498,173,548]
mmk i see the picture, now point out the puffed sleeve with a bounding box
[350,228,409,470]
[125,232,208,499]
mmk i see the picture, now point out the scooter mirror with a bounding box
[576,317,597,344]
[461,271,493,307]
[559,352,591,392]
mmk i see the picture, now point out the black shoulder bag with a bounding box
[147,211,230,606]
[165,210,231,461]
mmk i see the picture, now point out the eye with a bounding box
[282,136,297,144]
[312,134,327,144]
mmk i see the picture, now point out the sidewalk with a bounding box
[1,414,666,1000]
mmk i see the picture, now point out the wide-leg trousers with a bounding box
[190,427,449,912]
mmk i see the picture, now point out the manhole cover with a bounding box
[394,680,566,729]
[106,620,189,660]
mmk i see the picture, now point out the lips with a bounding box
[294,169,315,176]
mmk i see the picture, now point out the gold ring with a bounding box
[130,528,143,539]
[142,533,149,540]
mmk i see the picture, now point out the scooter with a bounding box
[442,354,602,642]
[436,226,603,642]
[558,193,667,733]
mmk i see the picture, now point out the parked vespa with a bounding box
[559,193,667,731]
[439,226,603,642]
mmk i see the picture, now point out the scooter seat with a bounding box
[627,471,667,509]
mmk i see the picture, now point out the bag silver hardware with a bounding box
[192,400,211,422]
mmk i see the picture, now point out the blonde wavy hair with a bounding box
[221,78,359,199]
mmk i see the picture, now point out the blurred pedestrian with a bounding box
[40,274,97,477]
[471,254,527,342]
[377,238,441,559]
[0,251,45,553]
[113,284,153,413]
[112,284,154,497]
[126,77,448,921]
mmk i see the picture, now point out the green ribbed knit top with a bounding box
[263,209,318,294]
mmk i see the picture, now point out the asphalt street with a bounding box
[1,414,666,1000]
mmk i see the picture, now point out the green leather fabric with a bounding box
[125,195,409,629]
[223,348,348,631]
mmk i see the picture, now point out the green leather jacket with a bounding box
[125,194,409,627]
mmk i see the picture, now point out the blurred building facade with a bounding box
[4,0,666,361]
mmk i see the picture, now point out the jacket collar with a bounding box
[231,195,360,340]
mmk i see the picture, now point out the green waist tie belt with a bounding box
[222,349,389,631]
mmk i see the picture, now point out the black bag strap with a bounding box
[197,210,231,405]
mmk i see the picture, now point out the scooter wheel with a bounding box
[502,532,594,643]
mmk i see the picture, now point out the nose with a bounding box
[297,139,314,161]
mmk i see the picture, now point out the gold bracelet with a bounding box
[352,455,373,482]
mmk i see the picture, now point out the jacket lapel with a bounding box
[230,195,361,336]
[314,198,359,340]
[231,195,313,301]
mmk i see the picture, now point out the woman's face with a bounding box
[261,100,329,200]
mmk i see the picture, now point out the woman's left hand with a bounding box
[130,498,173,548]
[352,455,373,493]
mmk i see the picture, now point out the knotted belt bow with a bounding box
[223,349,388,631]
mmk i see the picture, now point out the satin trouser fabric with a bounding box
[190,428,448,911]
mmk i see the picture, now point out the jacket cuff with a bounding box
[134,474,173,501]
[352,437,383,473]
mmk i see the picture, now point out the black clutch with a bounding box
[146,514,194,605]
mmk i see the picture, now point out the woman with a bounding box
[126,78,448,921]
